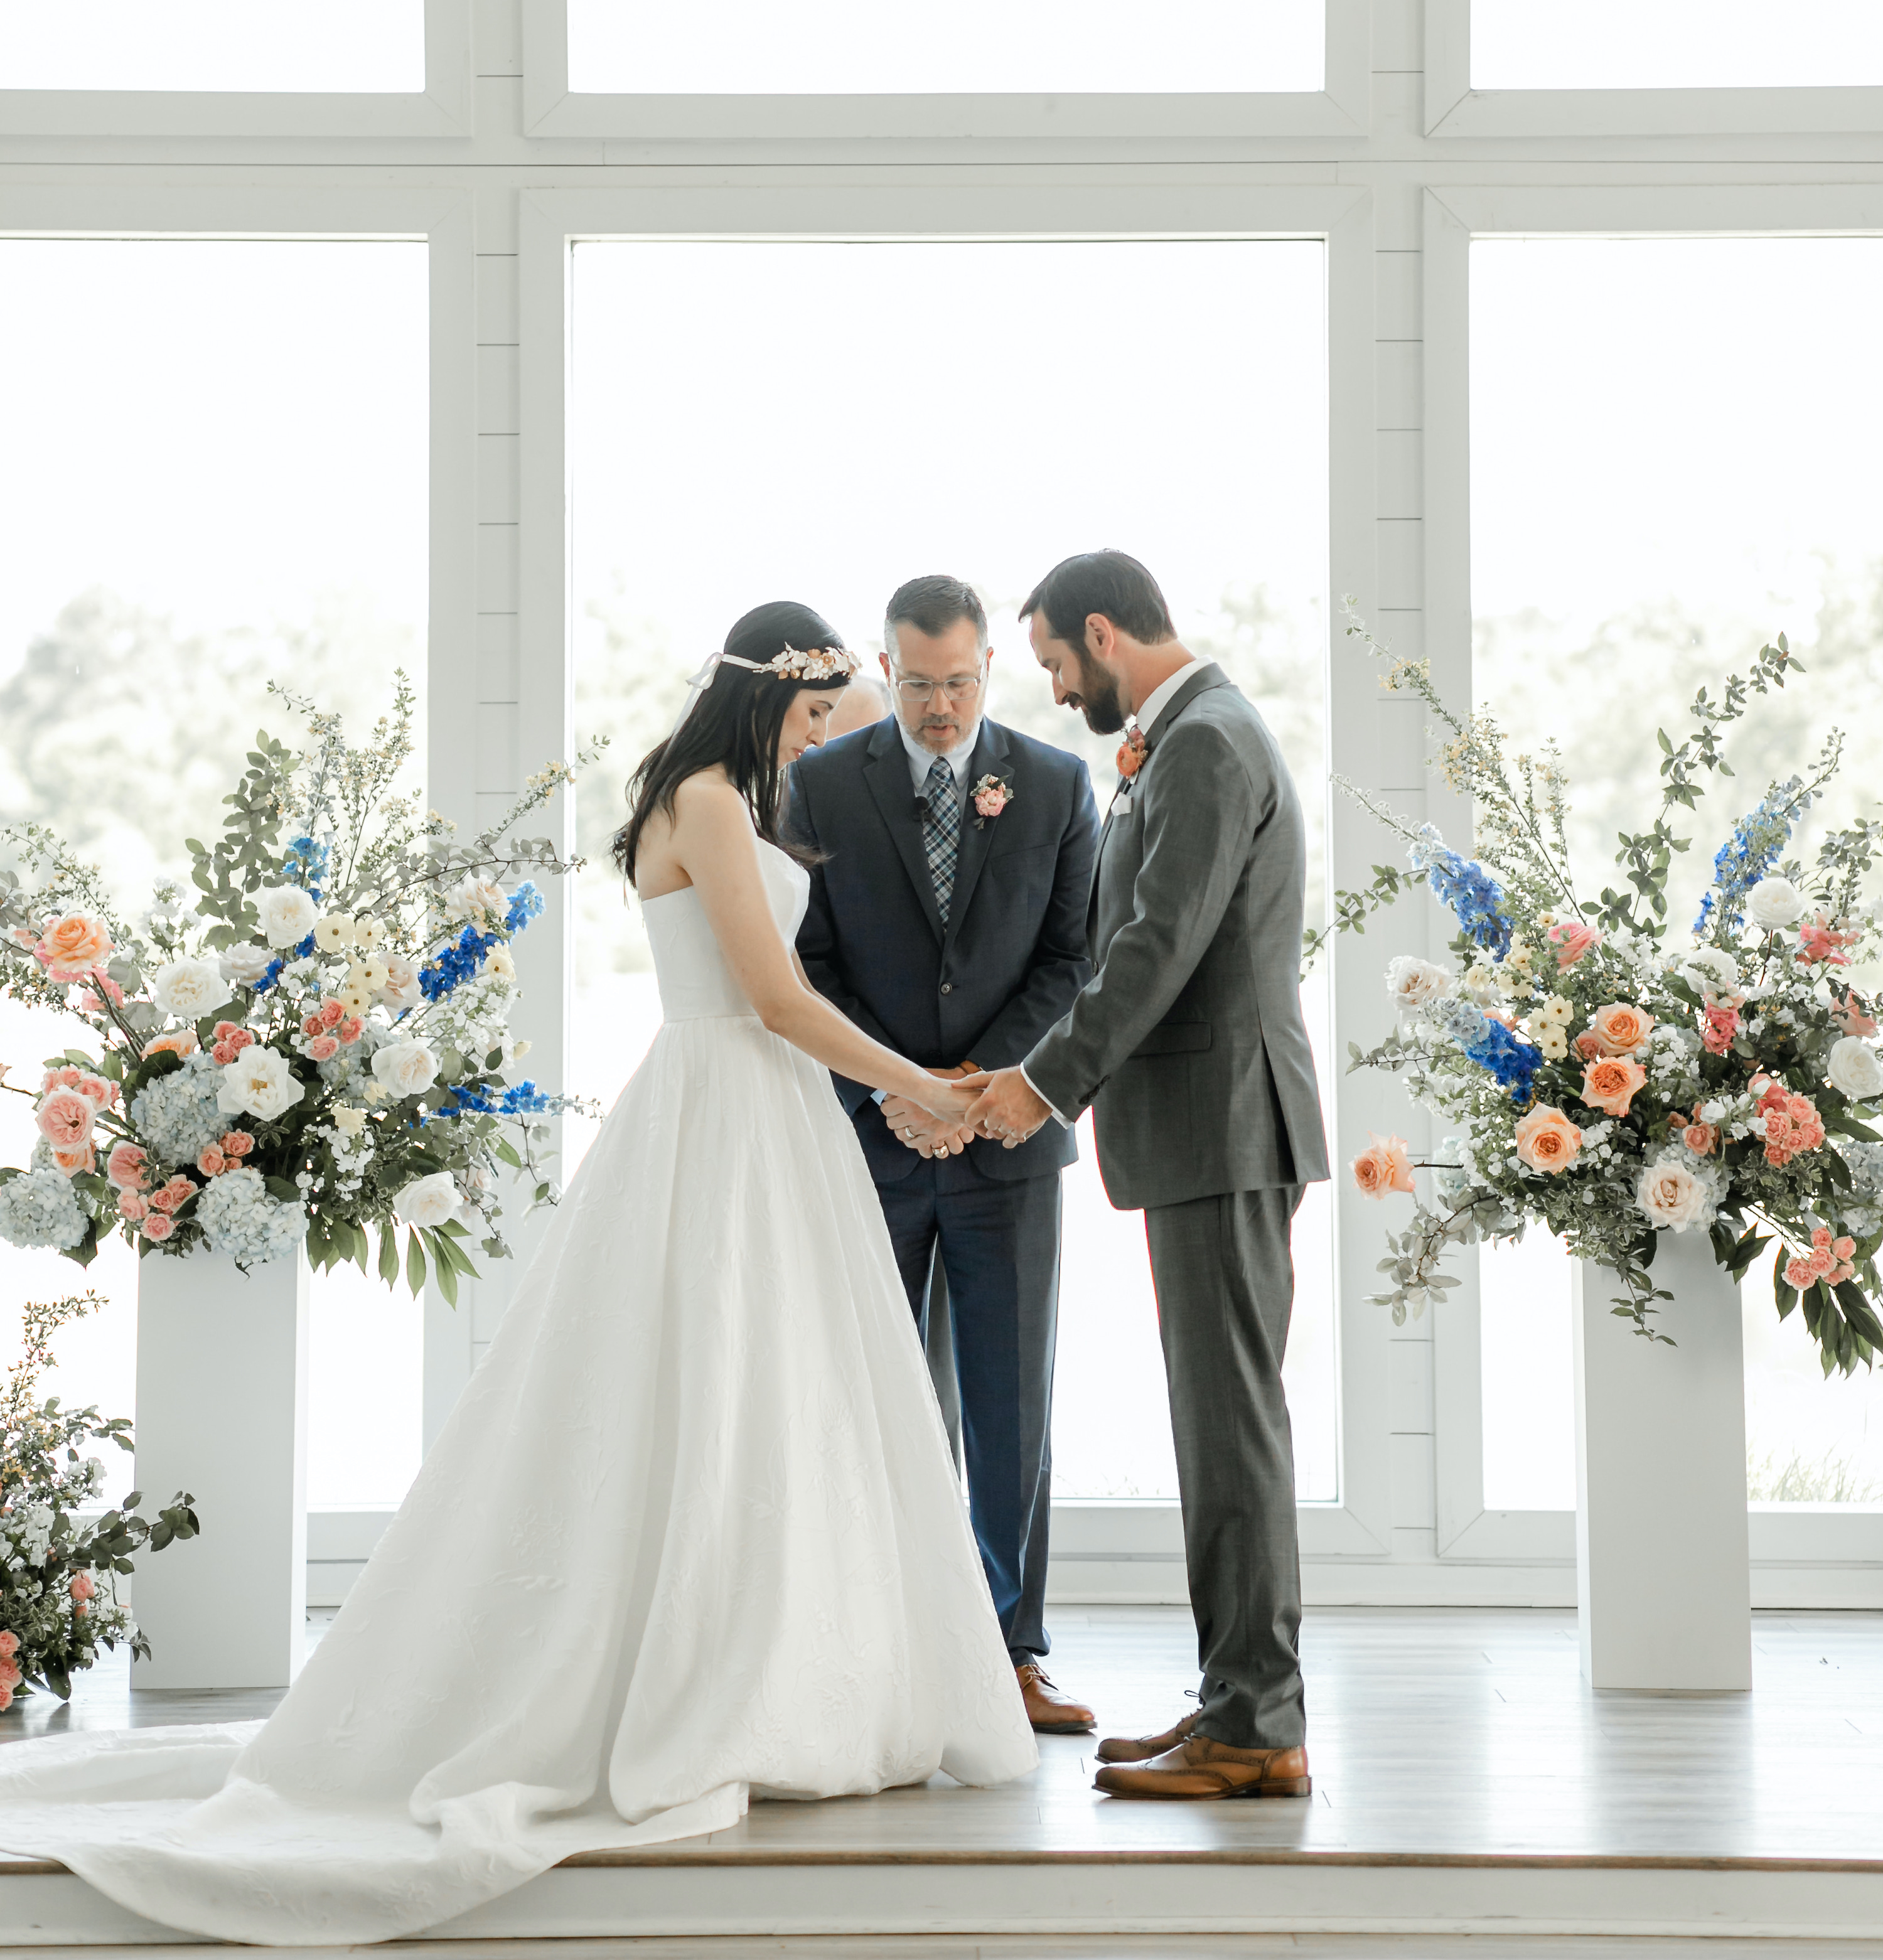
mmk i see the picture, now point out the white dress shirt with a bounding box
[898,715,981,804]
[1018,658,1199,1130]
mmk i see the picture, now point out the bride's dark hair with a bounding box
[613,599,850,884]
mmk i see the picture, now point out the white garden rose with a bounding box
[258,884,319,949]
[1385,955,1452,1017]
[151,956,226,1020]
[378,955,422,1008]
[370,1038,441,1098]
[1746,877,1808,931]
[216,1044,306,1122]
[219,941,276,987]
[448,876,506,926]
[1636,1154,1714,1233]
[396,1170,459,1229]
[1827,1035,1883,1102]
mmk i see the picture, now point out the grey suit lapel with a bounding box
[939,720,1009,955]
[862,718,945,945]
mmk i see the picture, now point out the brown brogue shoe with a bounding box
[1093,1736,1311,1800]
[1016,1663,1095,1734]
[1095,1709,1202,1764]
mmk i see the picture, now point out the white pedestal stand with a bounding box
[131,1249,309,1690]
[1573,1229,1751,1691]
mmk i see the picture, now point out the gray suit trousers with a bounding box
[1144,1184,1307,1750]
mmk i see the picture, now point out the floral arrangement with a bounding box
[970,773,1013,828]
[1322,615,1883,1376]
[1,1290,198,1704]
[0,677,603,1300]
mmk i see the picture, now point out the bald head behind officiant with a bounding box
[824,670,890,739]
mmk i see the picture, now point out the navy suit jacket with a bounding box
[791,715,1100,1187]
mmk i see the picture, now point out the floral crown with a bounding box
[720,644,859,682]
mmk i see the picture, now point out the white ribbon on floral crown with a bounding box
[668,643,861,736]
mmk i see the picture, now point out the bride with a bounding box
[0,599,1039,1946]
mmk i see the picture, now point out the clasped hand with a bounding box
[882,1065,1054,1157]
[881,1065,979,1160]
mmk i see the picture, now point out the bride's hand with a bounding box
[908,1074,977,1125]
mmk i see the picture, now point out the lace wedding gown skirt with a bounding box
[0,842,1036,1946]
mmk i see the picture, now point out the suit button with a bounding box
[940,982,953,995]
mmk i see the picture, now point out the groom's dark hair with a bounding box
[884,574,988,656]
[1021,551,1176,651]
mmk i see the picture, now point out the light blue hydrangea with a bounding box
[0,1167,89,1250]
[194,1165,308,1267]
[130,1051,228,1167]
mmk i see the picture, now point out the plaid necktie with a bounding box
[921,756,960,923]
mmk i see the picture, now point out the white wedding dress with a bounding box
[0,840,1037,1946]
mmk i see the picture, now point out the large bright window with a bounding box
[566,237,1336,1504]
[0,238,429,1510]
[1471,235,1883,1511]
[567,0,1324,95]
[0,2,425,93]
[1471,1,1883,92]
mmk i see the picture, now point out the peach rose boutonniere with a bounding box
[1580,1054,1648,1118]
[1515,1105,1583,1174]
[1351,1132,1417,1199]
[970,773,1014,829]
[1116,725,1147,780]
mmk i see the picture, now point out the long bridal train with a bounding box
[0,842,1037,1947]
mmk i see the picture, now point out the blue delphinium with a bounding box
[436,1078,554,1120]
[420,881,545,1002]
[282,835,330,900]
[253,931,318,997]
[1693,779,1805,937]
[505,881,544,933]
[1408,825,1513,958]
[1432,995,1538,1106]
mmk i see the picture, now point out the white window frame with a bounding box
[1424,0,1883,139]
[0,0,471,139]
[1423,181,1883,1603]
[513,180,1395,1588]
[520,0,1371,142]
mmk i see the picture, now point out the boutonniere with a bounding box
[970,774,1014,828]
[1116,724,1147,780]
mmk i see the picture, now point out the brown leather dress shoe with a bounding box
[1093,1735,1311,1800]
[1095,1708,1201,1764]
[1015,1662,1095,1734]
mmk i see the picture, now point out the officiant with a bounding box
[790,574,1101,1734]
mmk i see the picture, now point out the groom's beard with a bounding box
[1065,648,1128,736]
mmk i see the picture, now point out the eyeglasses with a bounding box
[893,673,983,704]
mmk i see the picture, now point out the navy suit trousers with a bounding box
[874,1162,1060,1664]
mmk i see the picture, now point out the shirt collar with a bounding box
[1133,660,1200,744]
[899,715,981,791]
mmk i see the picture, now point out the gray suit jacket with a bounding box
[1022,663,1330,1212]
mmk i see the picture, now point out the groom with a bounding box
[965,550,1329,1800]
[790,573,1101,1733]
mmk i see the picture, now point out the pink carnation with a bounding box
[302,1012,326,1038]
[318,999,346,1032]
[1701,1004,1741,1056]
[141,1213,175,1243]
[106,1141,150,1191]
[305,1034,340,1062]
[35,1085,96,1150]
[336,1016,364,1046]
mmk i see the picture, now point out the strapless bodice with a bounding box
[641,839,811,1021]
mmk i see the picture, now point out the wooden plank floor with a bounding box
[4,1606,1882,1866]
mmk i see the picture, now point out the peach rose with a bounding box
[0,1631,16,1658]
[118,1192,149,1223]
[0,1683,12,1713]
[148,1175,196,1215]
[1574,1031,1603,1061]
[197,1145,228,1177]
[318,999,346,1032]
[306,1034,340,1063]
[143,1029,200,1060]
[1589,1002,1655,1056]
[0,1658,18,1691]
[41,1065,81,1091]
[336,1015,365,1046]
[1547,920,1602,969]
[35,909,112,980]
[1682,1122,1718,1157]
[141,1213,176,1243]
[51,1145,95,1177]
[69,1570,94,1602]
[1351,1132,1417,1199]
[73,1072,116,1108]
[35,1085,96,1150]
[1832,990,1879,1039]
[1581,1055,1648,1118]
[106,1141,150,1191]
[1515,1104,1583,1174]
[220,1130,254,1159]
